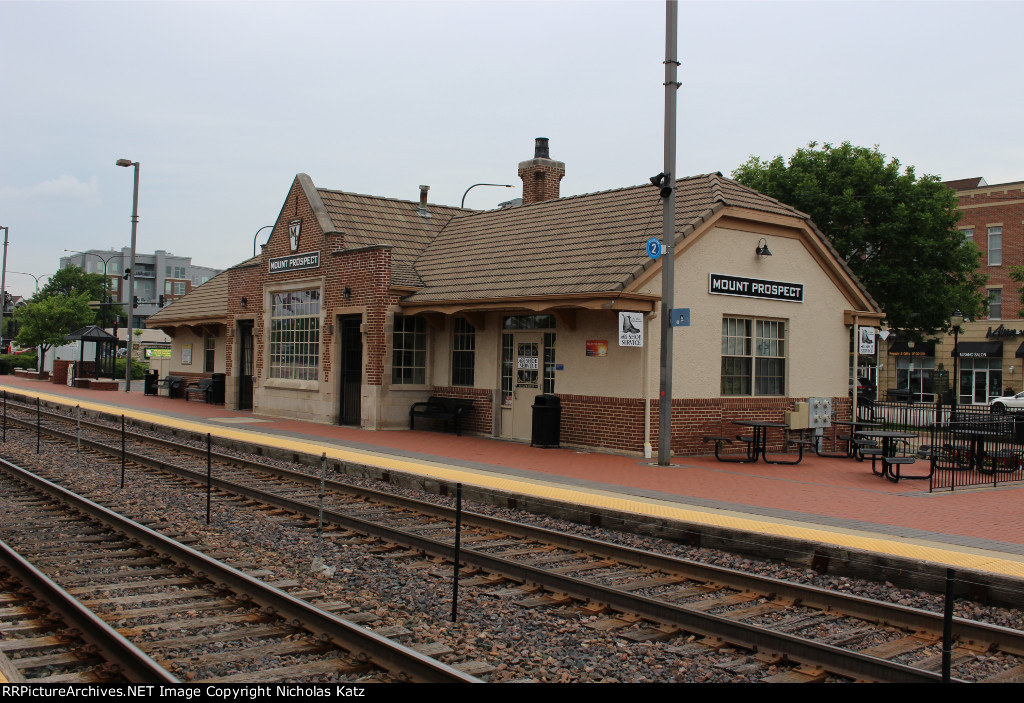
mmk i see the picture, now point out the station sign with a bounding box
[708,273,804,303]
[269,251,321,274]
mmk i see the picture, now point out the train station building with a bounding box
[147,140,881,456]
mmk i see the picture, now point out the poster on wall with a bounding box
[182,343,192,365]
[618,312,643,346]
[586,340,608,357]
[858,326,876,355]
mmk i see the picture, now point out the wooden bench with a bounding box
[157,375,185,398]
[184,378,214,403]
[409,397,475,436]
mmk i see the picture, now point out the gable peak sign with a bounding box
[289,219,302,252]
[708,273,804,303]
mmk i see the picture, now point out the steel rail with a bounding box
[14,407,1023,658]
[21,428,958,683]
[0,457,481,684]
[0,537,179,683]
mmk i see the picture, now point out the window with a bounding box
[166,265,186,278]
[988,289,1002,319]
[174,282,187,296]
[721,317,786,396]
[988,227,1002,266]
[543,332,556,393]
[268,289,320,380]
[451,318,475,386]
[502,334,514,405]
[204,336,216,373]
[392,314,426,384]
[503,314,555,329]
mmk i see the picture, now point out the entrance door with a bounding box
[237,321,254,410]
[510,334,543,440]
[338,315,362,425]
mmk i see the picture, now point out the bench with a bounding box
[703,435,755,462]
[157,375,185,399]
[882,456,931,483]
[184,378,214,403]
[409,397,475,436]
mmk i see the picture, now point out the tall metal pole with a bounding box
[0,226,9,357]
[658,1,680,466]
[117,160,140,392]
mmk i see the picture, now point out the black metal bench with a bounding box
[156,375,185,399]
[184,378,214,403]
[409,396,475,436]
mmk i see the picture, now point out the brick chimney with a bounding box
[518,137,565,205]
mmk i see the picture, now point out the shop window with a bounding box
[392,314,426,384]
[720,317,786,396]
[451,317,475,386]
[204,336,216,373]
[988,227,1002,266]
[988,289,1002,320]
[269,289,320,381]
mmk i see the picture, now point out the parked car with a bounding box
[885,387,913,403]
[990,391,1024,413]
[849,377,876,401]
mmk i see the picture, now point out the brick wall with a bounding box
[430,386,493,435]
[956,184,1024,318]
[557,393,850,456]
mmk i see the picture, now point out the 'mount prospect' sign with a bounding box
[708,273,804,303]
[269,251,321,274]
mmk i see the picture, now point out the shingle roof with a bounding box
[145,269,228,326]
[406,173,808,302]
[316,189,472,287]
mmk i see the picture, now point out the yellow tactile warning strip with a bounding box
[7,385,1024,580]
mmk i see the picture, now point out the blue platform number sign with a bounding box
[670,308,690,327]
[646,237,663,260]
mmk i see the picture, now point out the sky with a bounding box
[1,0,1021,298]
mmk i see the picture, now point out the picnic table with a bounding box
[705,420,804,465]
[855,429,921,482]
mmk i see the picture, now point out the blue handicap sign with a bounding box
[646,237,663,260]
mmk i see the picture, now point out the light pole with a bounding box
[951,308,964,415]
[62,250,121,324]
[0,227,8,348]
[253,225,274,258]
[116,159,140,392]
[460,183,513,209]
[8,271,50,294]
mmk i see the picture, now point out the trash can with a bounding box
[144,369,159,396]
[531,394,561,448]
[210,373,226,404]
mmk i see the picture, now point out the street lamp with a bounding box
[8,271,51,294]
[460,183,513,208]
[0,226,8,349]
[951,308,964,414]
[116,159,140,393]
[62,250,122,320]
[253,225,274,257]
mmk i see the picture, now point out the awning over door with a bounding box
[953,341,1003,358]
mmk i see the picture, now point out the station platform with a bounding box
[2,375,1023,583]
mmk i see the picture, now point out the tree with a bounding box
[35,265,118,326]
[732,142,988,336]
[14,294,96,370]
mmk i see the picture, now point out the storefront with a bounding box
[148,144,880,456]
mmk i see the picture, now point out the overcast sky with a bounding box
[1,0,1020,298]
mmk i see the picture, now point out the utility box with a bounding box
[807,397,832,428]
[786,401,809,429]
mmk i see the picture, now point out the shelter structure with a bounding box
[63,325,118,379]
[148,140,881,456]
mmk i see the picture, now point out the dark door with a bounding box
[238,321,254,410]
[339,315,362,425]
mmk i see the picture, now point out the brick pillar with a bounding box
[518,137,565,205]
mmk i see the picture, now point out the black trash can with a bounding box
[531,394,561,448]
[144,369,159,396]
[210,373,226,405]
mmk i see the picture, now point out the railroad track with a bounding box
[0,457,480,683]
[3,395,1024,682]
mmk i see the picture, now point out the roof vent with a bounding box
[417,185,431,218]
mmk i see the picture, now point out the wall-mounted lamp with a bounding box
[343,287,351,300]
[755,238,772,258]
[240,297,247,308]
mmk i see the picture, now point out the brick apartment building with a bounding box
[147,139,880,456]
[876,178,1024,405]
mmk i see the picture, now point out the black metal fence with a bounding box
[856,400,1024,491]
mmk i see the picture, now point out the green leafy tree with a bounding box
[732,142,988,336]
[14,294,96,369]
[36,265,118,326]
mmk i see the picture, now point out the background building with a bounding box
[877,178,1024,404]
[59,249,220,328]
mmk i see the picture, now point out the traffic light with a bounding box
[159,295,165,307]
[133,296,139,309]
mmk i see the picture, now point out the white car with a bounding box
[990,392,1024,413]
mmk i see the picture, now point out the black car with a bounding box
[849,377,876,401]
